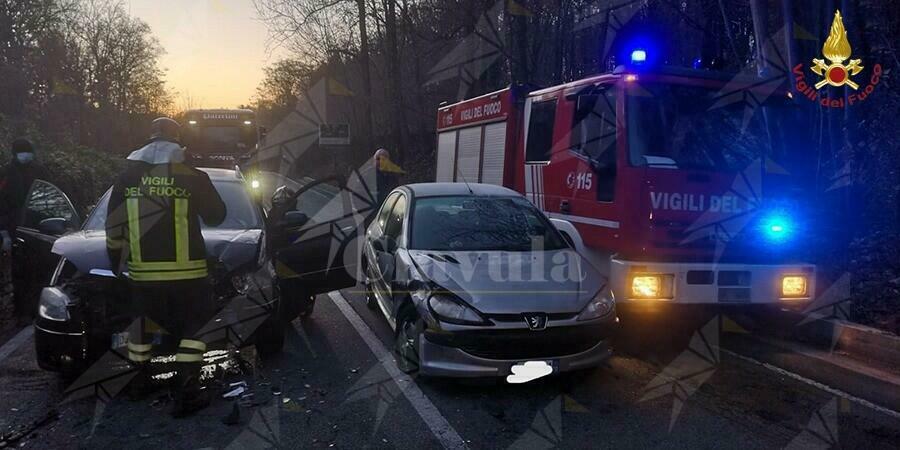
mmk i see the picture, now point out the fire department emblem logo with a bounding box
[811,10,863,90]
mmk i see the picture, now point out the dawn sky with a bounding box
[126,0,282,109]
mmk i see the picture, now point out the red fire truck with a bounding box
[434,59,816,311]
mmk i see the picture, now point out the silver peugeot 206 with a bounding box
[362,183,617,379]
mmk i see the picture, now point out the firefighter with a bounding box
[105,117,226,417]
[0,138,50,319]
[374,148,404,206]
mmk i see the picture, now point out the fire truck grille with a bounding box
[425,325,608,360]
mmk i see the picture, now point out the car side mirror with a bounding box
[279,211,309,229]
[38,217,71,236]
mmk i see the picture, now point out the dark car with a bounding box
[25,168,359,376]
[362,183,617,379]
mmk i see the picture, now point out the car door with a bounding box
[369,193,407,311]
[271,174,370,295]
[14,180,80,313]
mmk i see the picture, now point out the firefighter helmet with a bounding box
[150,117,181,142]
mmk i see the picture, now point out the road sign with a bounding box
[319,123,351,146]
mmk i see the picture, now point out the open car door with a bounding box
[268,170,378,297]
[14,180,80,315]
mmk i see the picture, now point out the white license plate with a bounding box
[507,360,556,384]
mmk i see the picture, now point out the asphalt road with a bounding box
[1,288,899,449]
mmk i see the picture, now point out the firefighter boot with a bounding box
[170,338,209,417]
[126,341,156,401]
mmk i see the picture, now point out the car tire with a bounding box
[394,311,423,374]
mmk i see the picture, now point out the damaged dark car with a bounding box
[25,168,359,377]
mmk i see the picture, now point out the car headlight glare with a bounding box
[781,275,808,298]
[39,287,71,321]
[577,289,615,321]
[428,294,487,325]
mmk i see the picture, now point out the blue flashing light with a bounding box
[630,49,647,64]
[759,213,794,244]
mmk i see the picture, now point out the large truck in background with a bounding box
[182,109,261,168]
[434,55,817,312]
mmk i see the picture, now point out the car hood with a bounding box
[408,249,604,315]
[52,229,263,275]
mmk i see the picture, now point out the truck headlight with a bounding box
[428,294,488,325]
[577,289,615,321]
[39,287,71,321]
[781,275,808,298]
[630,274,674,299]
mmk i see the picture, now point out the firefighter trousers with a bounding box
[126,278,215,382]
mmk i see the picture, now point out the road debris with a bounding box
[0,410,59,448]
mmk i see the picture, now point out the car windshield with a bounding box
[83,179,261,231]
[410,196,568,252]
[627,81,784,171]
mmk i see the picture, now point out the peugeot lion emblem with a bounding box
[524,313,548,331]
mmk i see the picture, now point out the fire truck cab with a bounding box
[435,62,815,309]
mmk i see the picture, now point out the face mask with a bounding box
[15,152,34,164]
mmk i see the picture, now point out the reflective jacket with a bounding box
[105,141,226,281]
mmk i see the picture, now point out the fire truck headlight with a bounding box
[250,179,261,189]
[630,274,674,299]
[632,275,660,298]
[243,120,253,125]
[188,120,197,125]
[781,275,808,298]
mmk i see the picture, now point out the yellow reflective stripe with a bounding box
[179,339,206,352]
[129,351,152,362]
[127,342,153,352]
[129,259,206,271]
[126,198,142,263]
[175,198,189,264]
[175,353,204,363]
[128,268,208,282]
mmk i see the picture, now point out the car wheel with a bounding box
[394,312,423,374]
[255,314,285,357]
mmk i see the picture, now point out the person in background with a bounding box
[0,138,50,320]
[374,148,405,207]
